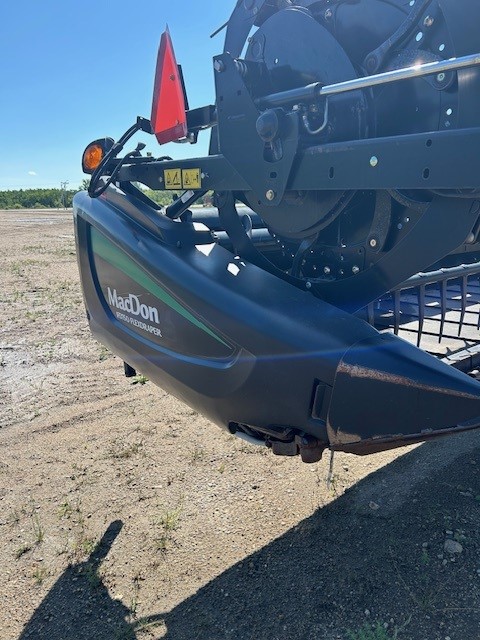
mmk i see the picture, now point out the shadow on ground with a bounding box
[19,520,134,640]
[20,432,480,640]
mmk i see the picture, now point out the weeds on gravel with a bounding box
[72,534,97,559]
[25,310,44,322]
[32,514,44,544]
[99,345,110,361]
[32,566,48,585]
[129,573,142,618]
[190,447,205,463]
[131,374,149,385]
[8,509,20,526]
[153,506,182,552]
[15,544,32,559]
[10,261,24,277]
[58,500,74,519]
[109,441,144,460]
[82,562,102,589]
[347,622,393,640]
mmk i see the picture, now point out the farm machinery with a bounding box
[75,0,480,462]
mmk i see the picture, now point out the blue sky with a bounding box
[0,1,231,190]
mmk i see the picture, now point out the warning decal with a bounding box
[164,169,182,190]
[182,169,202,189]
[164,168,202,190]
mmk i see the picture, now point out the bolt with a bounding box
[466,233,476,244]
[352,266,360,275]
[370,156,379,167]
[437,72,446,82]
[423,15,434,27]
[266,189,276,201]
[214,60,225,73]
[369,238,378,249]
[398,223,403,230]
[415,31,423,42]
[324,266,331,275]
[324,8,333,19]
[306,281,312,290]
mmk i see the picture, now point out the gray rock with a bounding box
[444,539,463,554]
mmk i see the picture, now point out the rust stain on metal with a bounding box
[329,419,480,455]
[338,363,480,401]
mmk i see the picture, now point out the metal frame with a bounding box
[118,127,480,192]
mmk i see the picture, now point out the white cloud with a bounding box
[28,171,37,176]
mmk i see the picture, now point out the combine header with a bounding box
[75,0,480,462]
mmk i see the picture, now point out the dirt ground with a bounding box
[1,208,480,640]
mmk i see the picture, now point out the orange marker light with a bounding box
[151,29,188,145]
[82,144,104,174]
[81,138,114,175]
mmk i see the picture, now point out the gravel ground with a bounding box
[1,209,479,640]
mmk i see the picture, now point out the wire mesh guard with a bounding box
[366,263,480,374]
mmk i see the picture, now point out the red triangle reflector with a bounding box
[151,29,188,145]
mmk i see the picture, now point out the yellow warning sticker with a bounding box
[164,169,182,190]
[182,168,202,190]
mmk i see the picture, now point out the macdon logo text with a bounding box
[107,288,160,324]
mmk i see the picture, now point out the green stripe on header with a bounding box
[91,229,230,348]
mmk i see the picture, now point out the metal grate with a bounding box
[367,263,480,373]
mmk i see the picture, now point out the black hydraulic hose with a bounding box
[88,117,152,199]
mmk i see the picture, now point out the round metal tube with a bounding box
[258,53,480,107]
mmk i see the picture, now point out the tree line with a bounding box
[0,184,213,210]
[0,188,78,210]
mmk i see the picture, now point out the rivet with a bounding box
[446,108,453,116]
[324,8,333,19]
[324,266,331,275]
[369,238,378,248]
[370,156,379,167]
[439,44,446,52]
[306,281,312,290]
[423,16,434,27]
[415,31,423,42]
[437,72,446,82]
[266,189,276,201]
